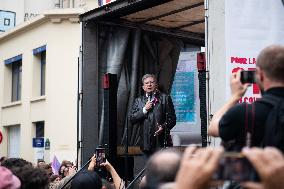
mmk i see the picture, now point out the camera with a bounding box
[212,152,258,182]
[95,147,106,166]
[240,70,256,84]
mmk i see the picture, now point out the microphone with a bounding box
[147,92,152,102]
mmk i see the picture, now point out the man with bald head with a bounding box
[141,148,181,189]
[209,45,284,151]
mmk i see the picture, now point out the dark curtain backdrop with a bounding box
[97,25,182,146]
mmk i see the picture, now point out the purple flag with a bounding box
[51,155,61,175]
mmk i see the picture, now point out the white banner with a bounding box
[225,0,284,103]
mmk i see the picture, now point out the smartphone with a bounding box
[95,147,106,166]
[212,152,258,182]
[240,70,256,84]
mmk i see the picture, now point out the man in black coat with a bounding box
[129,74,176,156]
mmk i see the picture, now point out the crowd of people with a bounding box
[0,145,284,189]
[0,153,124,189]
[2,146,284,189]
[0,156,77,189]
[1,44,284,189]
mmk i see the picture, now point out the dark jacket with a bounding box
[219,87,284,151]
[129,91,176,151]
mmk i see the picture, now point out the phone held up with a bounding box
[95,147,106,166]
[240,70,256,84]
[95,147,109,179]
[212,152,259,182]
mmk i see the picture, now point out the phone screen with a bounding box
[240,70,256,84]
[96,147,106,166]
[212,152,258,182]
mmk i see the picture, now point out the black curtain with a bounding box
[98,25,182,146]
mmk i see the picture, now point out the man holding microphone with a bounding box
[129,74,176,157]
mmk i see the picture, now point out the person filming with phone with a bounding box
[209,45,284,152]
[175,146,284,189]
[129,74,176,157]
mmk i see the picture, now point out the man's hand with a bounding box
[154,123,164,136]
[230,70,250,100]
[208,71,249,137]
[175,146,224,189]
[100,159,114,172]
[87,154,96,171]
[144,101,153,111]
[242,147,284,189]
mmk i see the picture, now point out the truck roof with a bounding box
[80,0,204,43]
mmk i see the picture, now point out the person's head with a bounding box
[61,160,73,167]
[144,148,181,188]
[256,45,284,91]
[48,174,61,189]
[43,164,53,177]
[37,159,46,168]
[59,165,66,178]
[71,171,102,189]
[0,166,21,189]
[142,74,158,94]
[50,174,60,183]
[10,165,49,189]
[1,158,32,171]
[62,166,70,177]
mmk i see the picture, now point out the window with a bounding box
[7,125,20,158]
[33,45,46,97]
[4,18,10,26]
[11,61,22,101]
[35,121,44,138]
[40,51,46,96]
[4,54,22,103]
[0,11,16,32]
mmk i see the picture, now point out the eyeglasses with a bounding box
[143,81,156,85]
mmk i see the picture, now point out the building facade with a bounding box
[0,0,98,32]
[0,9,82,163]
